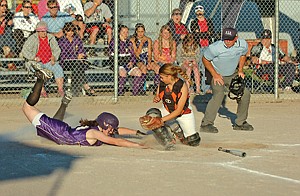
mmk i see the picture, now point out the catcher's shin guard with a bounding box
[146,108,175,150]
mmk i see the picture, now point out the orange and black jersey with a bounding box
[158,79,191,116]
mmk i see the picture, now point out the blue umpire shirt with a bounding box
[203,38,248,76]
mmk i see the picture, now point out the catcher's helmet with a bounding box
[96,112,119,131]
[228,75,245,100]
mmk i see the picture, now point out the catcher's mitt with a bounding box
[139,115,164,130]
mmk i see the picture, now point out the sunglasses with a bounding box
[49,6,58,9]
[0,4,7,7]
[77,19,83,22]
[196,13,203,16]
[173,13,182,16]
[23,6,32,9]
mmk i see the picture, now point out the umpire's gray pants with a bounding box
[201,73,251,126]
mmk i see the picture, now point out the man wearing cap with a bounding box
[21,21,65,97]
[166,8,188,46]
[189,5,215,94]
[251,29,297,92]
[41,0,84,39]
[200,27,253,133]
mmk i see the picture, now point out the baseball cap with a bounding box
[36,21,48,32]
[261,29,272,39]
[222,27,237,40]
[195,5,204,13]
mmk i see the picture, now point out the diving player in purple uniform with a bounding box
[22,65,147,148]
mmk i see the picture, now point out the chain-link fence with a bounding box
[0,0,299,102]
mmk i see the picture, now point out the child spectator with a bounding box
[109,24,144,96]
[130,23,159,95]
[177,33,201,95]
[153,25,177,92]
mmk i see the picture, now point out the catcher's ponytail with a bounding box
[159,63,192,86]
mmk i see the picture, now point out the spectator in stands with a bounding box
[177,33,201,95]
[109,24,144,96]
[153,25,177,92]
[74,14,86,39]
[166,8,188,46]
[37,0,49,19]
[251,29,297,93]
[130,23,159,95]
[189,5,214,94]
[58,22,95,96]
[84,0,112,47]
[41,0,84,39]
[13,0,40,56]
[0,0,15,55]
[16,0,38,15]
[21,21,65,97]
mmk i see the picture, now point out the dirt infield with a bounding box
[0,96,300,196]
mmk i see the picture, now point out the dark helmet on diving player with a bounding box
[96,112,119,131]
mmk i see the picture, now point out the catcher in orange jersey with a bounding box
[140,63,200,149]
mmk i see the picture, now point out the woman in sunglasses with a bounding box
[166,8,188,46]
[22,66,147,148]
[13,0,40,55]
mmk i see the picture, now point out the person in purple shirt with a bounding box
[22,65,147,148]
[58,22,95,96]
[109,24,144,96]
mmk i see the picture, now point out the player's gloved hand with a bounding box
[136,130,147,136]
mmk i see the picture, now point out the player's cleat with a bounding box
[31,62,53,81]
[61,91,72,105]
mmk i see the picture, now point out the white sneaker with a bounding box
[292,80,299,87]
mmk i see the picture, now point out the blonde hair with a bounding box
[159,63,192,85]
[157,25,175,56]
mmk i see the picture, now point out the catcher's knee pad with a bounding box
[186,132,201,146]
[146,108,162,118]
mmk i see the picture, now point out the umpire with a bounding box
[200,27,253,133]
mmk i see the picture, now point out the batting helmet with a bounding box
[228,75,245,100]
[96,112,119,131]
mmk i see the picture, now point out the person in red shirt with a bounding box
[188,5,215,94]
[167,8,188,46]
[21,21,65,97]
[16,0,38,15]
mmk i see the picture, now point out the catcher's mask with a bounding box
[228,75,245,100]
[96,112,119,135]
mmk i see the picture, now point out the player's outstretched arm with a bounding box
[87,129,148,149]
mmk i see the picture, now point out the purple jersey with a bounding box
[36,114,103,146]
[136,39,149,64]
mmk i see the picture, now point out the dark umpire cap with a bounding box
[222,27,238,40]
[261,29,272,39]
